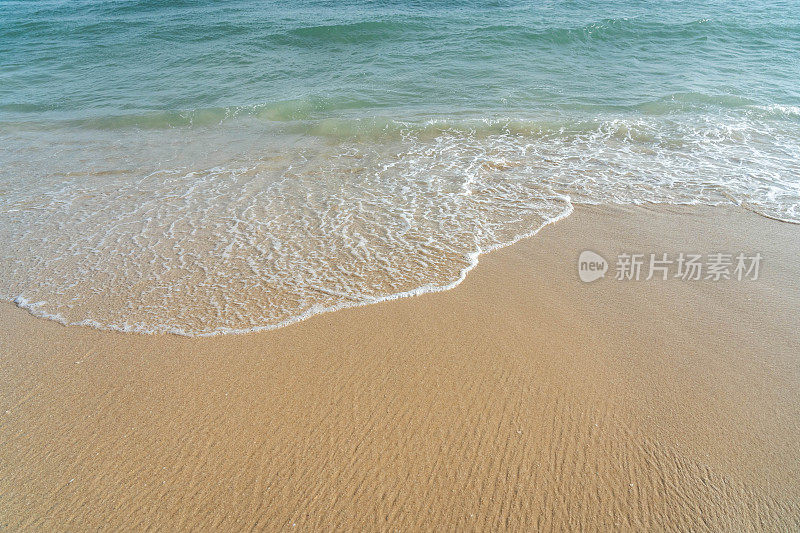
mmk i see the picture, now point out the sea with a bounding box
[1,0,798,334]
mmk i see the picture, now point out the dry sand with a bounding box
[1,204,799,530]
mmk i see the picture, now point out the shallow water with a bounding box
[1,0,798,334]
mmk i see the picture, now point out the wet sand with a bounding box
[1,204,799,530]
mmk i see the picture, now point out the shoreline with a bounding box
[2,203,799,530]
[8,198,575,338]
[8,200,795,338]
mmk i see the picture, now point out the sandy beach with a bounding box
[1,204,799,530]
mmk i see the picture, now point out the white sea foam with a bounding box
[1,114,798,335]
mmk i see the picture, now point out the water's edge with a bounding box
[10,199,576,337]
[12,198,796,338]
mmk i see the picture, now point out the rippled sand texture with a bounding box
[2,205,799,530]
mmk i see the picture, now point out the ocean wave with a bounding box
[265,17,800,47]
[4,91,799,132]
[1,113,798,335]
[1,0,799,335]
[271,19,432,45]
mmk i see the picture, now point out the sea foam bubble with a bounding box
[1,115,798,335]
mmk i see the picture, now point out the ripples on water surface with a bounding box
[1,0,799,334]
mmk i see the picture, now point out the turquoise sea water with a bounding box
[1,0,799,334]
